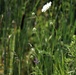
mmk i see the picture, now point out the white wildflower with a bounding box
[32,27,36,32]
[29,48,35,55]
[12,20,15,24]
[32,12,35,15]
[8,34,12,39]
[31,48,35,52]
[41,1,52,12]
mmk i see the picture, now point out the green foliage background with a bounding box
[0,0,76,75]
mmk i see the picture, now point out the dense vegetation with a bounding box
[0,0,76,75]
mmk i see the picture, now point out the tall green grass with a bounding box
[0,0,76,75]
